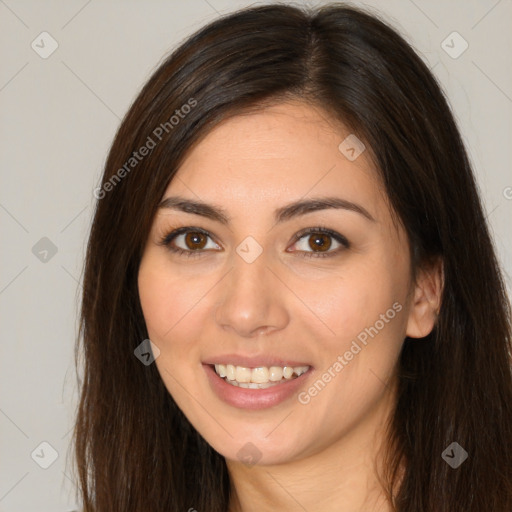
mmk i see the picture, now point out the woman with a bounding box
[73,3,512,511]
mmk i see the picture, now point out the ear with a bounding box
[406,257,444,339]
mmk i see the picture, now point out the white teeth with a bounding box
[217,364,226,378]
[269,366,283,381]
[238,381,275,389]
[251,367,269,383]
[283,366,294,379]
[294,366,308,377]
[235,366,252,383]
[225,364,236,381]
[213,364,310,385]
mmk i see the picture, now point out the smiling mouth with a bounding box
[212,364,310,389]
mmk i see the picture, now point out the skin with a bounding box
[138,101,442,511]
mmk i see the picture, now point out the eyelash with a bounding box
[158,225,350,259]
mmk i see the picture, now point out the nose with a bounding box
[214,253,290,338]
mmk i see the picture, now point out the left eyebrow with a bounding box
[157,195,375,224]
[274,196,375,223]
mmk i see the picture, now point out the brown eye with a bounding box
[307,233,332,252]
[160,227,221,257]
[290,227,349,259]
[184,231,208,250]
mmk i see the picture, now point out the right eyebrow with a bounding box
[157,195,375,225]
[158,196,231,224]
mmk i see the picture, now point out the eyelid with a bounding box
[158,225,349,258]
[291,226,349,247]
[158,226,217,247]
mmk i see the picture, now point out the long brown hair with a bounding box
[72,3,512,510]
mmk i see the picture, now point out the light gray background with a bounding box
[0,0,510,510]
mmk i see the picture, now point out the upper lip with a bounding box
[203,354,312,368]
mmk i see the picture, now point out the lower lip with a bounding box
[203,364,312,410]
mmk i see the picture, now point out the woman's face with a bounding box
[138,101,431,466]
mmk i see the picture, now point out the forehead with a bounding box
[165,101,384,216]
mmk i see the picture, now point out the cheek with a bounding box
[293,254,409,406]
[138,257,208,410]
[296,279,405,435]
[138,266,173,340]
[138,256,208,343]
[293,258,407,344]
